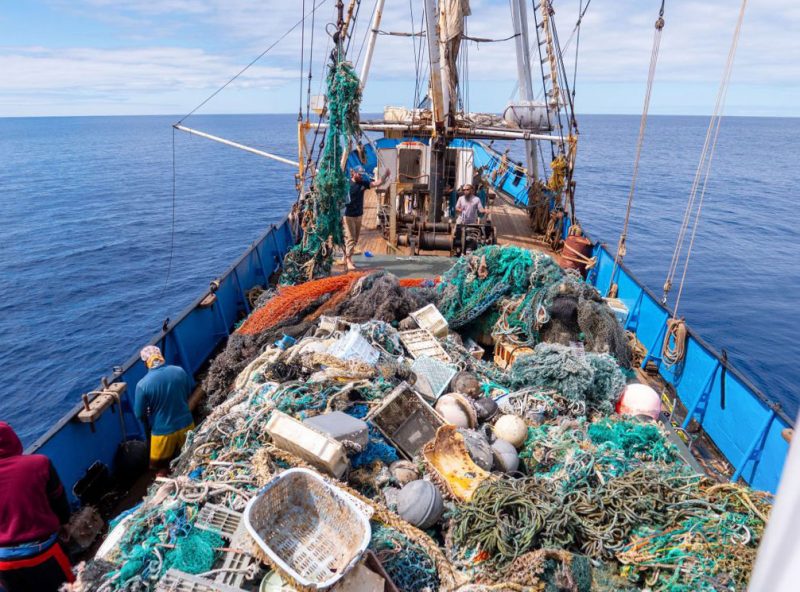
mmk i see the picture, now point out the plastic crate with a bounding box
[243,468,371,590]
[328,327,380,365]
[266,411,349,478]
[493,338,534,370]
[399,329,451,362]
[368,382,444,459]
[409,304,448,338]
[410,356,457,401]
[157,570,243,592]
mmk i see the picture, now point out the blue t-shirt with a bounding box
[134,365,193,435]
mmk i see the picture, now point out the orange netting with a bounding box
[399,277,439,288]
[237,271,367,335]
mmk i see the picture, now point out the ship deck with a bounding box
[353,188,556,258]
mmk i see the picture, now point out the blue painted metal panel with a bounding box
[27,218,296,505]
[589,242,792,493]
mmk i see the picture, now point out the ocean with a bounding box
[0,114,797,446]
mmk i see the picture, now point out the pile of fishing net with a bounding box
[78,246,771,592]
[435,245,631,367]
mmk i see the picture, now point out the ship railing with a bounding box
[26,218,296,505]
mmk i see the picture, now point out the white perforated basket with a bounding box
[243,468,371,589]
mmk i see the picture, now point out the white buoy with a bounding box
[494,414,528,448]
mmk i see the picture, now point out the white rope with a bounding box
[608,5,665,293]
[664,0,748,316]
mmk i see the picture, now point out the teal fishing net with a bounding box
[509,343,626,414]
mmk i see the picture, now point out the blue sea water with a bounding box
[0,114,797,446]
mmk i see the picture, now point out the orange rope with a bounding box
[399,277,438,288]
[237,271,367,335]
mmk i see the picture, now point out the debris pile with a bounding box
[70,246,770,592]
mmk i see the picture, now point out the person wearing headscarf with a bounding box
[134,345,194,474]
[0,422,73,591]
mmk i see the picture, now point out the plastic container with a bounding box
[410,356,457,401]
[243,468,371,590]
[369,382,444,459]
[328,327,380,365]
[266,411,349,478]
[303,412,369,449]
[493,338,534,370]
[409,304,449,338]
[603,297,629,325]
[399,328,451,362]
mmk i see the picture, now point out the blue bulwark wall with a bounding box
[27,220,295,505]
[591,245,792,492]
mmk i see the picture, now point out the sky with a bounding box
[0,0,797,118]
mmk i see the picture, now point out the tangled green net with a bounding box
[281,60,361,285]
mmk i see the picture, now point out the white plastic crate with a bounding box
[266,411,349,478]
[409,304,448,338]
[243,468,371,590]
[399,328,451,362]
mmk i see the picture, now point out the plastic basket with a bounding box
[243,468,371,590]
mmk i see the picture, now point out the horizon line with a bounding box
[1,111,797,120]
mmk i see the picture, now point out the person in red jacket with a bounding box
[0,422,73,591]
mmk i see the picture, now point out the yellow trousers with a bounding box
[150,423,194,463]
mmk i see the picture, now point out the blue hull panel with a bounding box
[591,246,791,491]
[27,220,295,505]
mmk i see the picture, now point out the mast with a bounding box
[510,0,538,182]
[359,0,385,88]
[424,0,447,222]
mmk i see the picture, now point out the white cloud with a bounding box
[3,0,799,116]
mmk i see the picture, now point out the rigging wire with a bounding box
[305,0,318,120]
[177,0,330,125]
[666,0,749,316]
[607,0,666,296]
[160,126,177,300]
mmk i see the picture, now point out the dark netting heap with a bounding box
[72,247,771,592]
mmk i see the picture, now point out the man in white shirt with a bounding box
[455,184,485,224]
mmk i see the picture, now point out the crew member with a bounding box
[455,183,485,225]
[343,166,390,271]
[134,345,194,474]
[0,422,73,591]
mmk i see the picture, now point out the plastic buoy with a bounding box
[364,250,373,258]
[435,393,477,428]
[458,429,494,471]
[389,460,419,486]
[473,397,498,422]
[617,383,662,421]
[491,438,520,473]
[397,480,444,529]
[451,371,481,398]
[494,414,528,448]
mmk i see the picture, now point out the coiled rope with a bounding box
[608,0,665,297]
[662,317,687,367]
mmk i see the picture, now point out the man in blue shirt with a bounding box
[134,345,194,474]
[343,166,389,271]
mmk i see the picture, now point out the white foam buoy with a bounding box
[494,414,528,448]
[617,383,662,421]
